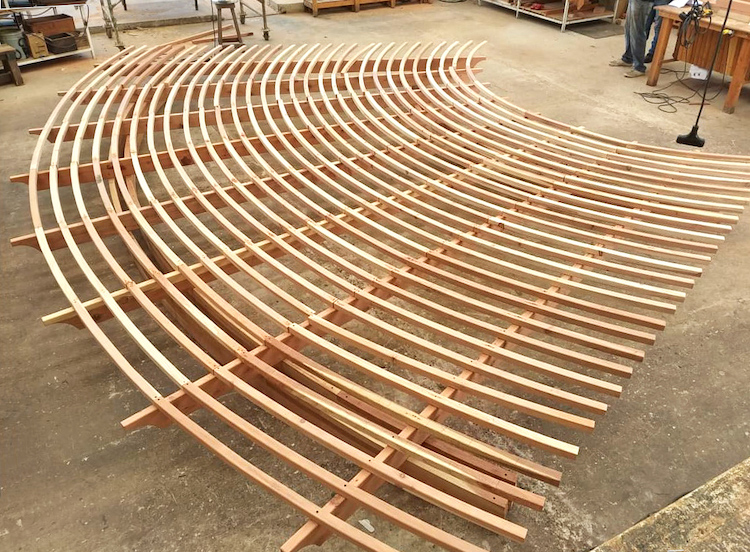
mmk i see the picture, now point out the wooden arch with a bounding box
[11,39,750,552]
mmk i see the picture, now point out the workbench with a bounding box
[647,4,750,113]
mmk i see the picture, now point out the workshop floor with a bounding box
[1,3,749,552]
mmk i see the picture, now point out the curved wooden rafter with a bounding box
[13,40,750,552]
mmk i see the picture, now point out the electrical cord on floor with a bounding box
[636,1,727,114]
[636,63,728,113]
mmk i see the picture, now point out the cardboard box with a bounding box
[25,32,49,58]
[74,31,89,49]
[22,14,75,36]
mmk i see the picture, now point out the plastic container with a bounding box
[0,27,27,60]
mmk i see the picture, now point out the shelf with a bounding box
[518,5,614,23]
[0,2,86,13]
[478,0,516,11]
[17,46,92,65]
[477,0,619,31]
[484,0,516,9]
[0,2,95,63]
[1,4,80,8]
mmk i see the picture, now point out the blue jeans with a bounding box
[646,0,671,58]
[622,0,654,73]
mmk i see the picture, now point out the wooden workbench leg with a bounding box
[217,10,224,45]
[3,55,23,86]
[723,38,750,114]
[647,16,675,86]
[230,6,243,43]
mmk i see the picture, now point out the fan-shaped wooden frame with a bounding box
[11,39,750,552]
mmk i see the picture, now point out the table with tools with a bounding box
[647,4,750,113]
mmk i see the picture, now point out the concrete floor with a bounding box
[1,4,749,552]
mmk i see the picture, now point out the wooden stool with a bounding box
[213,0,243,46]
[0,44,23,87]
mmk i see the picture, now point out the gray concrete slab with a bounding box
[268,0,305,14]
[1,5,749,552]
[591,457,750,552]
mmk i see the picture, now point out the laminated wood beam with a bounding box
[31,81,481,142]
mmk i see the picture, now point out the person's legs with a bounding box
[645,3,657,41]
[621,0,635,63]
[627,0,653,73]
[646,16,662,60]
[613,0,654,68]
[647,0,670,60]
[622,34,633,63]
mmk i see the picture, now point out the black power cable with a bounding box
[636,62,728,113]
[636,3,719,114]
[678,0,711,49]
[677,0,735,147]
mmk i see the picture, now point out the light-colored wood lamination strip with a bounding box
[456,43,750,171]
[17,40,749,552]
